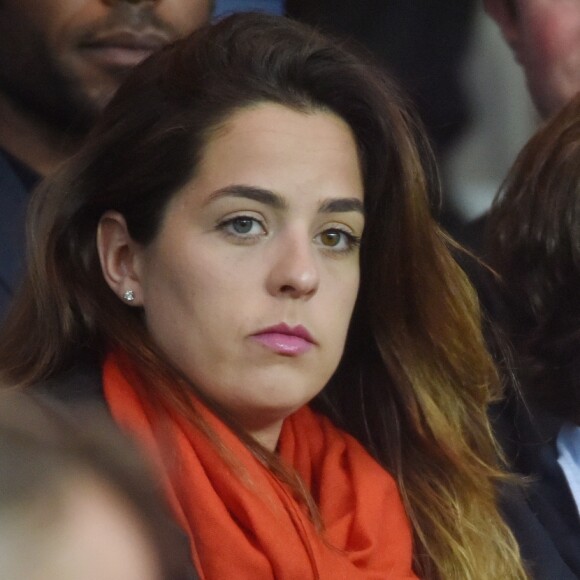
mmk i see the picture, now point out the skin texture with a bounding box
[0,0,211,173]
[98,103,365,450]
[486,0,580,117]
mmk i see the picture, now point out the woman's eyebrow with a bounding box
[206,185,364,216]
[206,185,287,209]
[319,198,364,215]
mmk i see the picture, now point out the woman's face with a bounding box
[132,103,364,448]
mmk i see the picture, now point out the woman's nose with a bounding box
[266,234,320,299]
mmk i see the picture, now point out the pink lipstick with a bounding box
[250,323,315,356]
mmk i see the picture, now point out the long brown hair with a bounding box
[0,13,525,579]
[487,94,580,423]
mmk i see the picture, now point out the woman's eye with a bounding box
[219,216,266,238]
[320,230,342,247]
[230,217,255,234]
[316,228,361,252]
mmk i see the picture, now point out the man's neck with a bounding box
[0,92,81,177]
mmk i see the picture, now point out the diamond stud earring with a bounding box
[123,290,136,303]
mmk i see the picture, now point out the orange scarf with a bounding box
[103,350,417,579]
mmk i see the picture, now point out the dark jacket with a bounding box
[0,149,38,322]
[494,396,580,579]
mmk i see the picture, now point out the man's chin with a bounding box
[528,79,578,119]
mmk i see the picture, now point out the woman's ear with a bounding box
[97,211,144,306]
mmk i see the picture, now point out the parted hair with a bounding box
[487,94,580,423]
[0,13,526,579]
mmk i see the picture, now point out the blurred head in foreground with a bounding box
[0,391,189,580]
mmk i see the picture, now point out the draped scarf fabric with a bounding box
[103,350,417,579]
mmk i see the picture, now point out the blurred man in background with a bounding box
[0,0,212,320]
[486,0,580,118]
[461,0,580,251]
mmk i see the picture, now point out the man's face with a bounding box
[0,0,211,134]
[487,0,580,117]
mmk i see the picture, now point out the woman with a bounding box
[486,94,580,577]
[0,13,525,579]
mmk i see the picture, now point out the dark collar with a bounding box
[1,149,40,191]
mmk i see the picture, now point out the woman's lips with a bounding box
[250,324,315,356]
